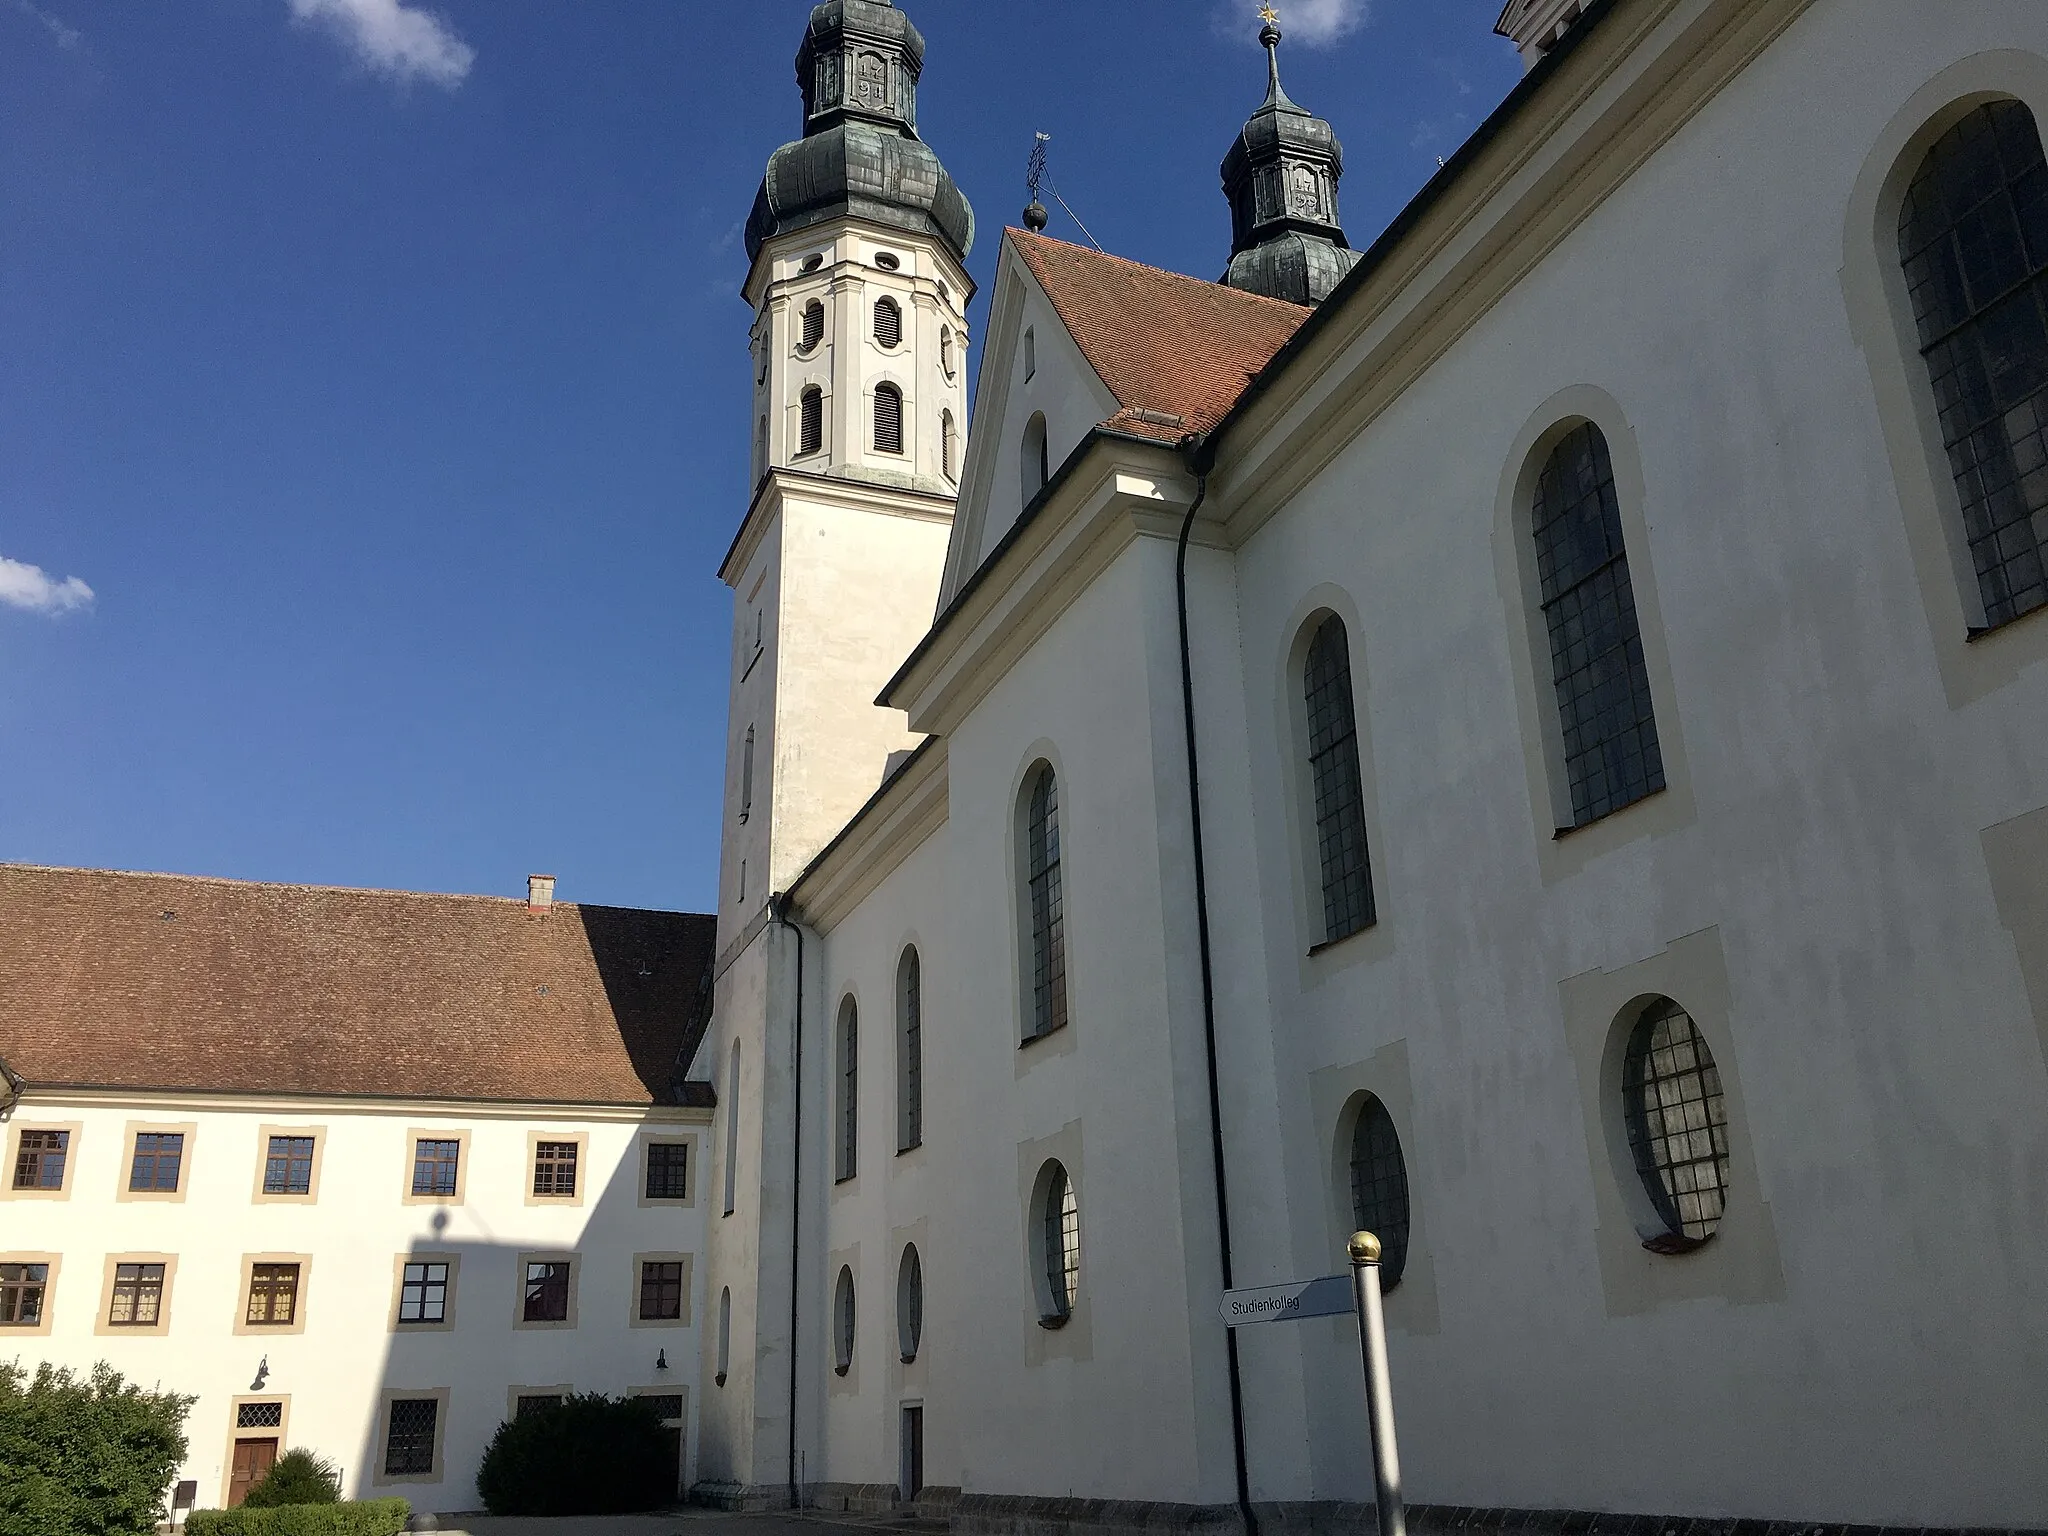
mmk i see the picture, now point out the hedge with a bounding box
[476,1392,673,1515]
[241,1449,342,1508]
[182,1500,410,1536]
[0,1359,193,1536]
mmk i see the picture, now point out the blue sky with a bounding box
[0,0,1522,914]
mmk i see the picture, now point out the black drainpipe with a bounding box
[768,892,805,1509]
[1174,437,1258,1536]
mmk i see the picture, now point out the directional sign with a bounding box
[1219,1274,1352,1327]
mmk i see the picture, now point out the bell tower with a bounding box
[698,0,974,1508]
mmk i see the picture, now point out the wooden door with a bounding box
[228,1438,278,1507]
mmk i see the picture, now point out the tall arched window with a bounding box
[722,1040,740,1216]
[739,724,755,824]
[1621,997,1729,1253]
[799,300,825,353]
[897,947,923,1152]
[754,415,767,477]
[874,383,904,455]
[1022,412,1049,504]
[716,1287,731,1386]
[1302,616,1375,943]
[941,410,957,480]
[1531,422,1665,826]
[799,387,824,457]
[832,1266,856,1375]
[874,296,902,350]
[1348,1095,1411,1289]
[835,996,858,1183]
[940,326,955,378]
[1899,99,2048,629]
[1023,764,1068,1041]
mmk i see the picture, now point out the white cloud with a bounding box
[0,555,94,617]
[1216,0,1370,47]
[287,0,475,90]
[12,0,82,51]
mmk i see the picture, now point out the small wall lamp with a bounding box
[655,1349,670,1373]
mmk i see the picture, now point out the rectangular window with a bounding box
[411,1140,460,1199]
[639,1261,684,1322]
[532,1142,578,1199]
[129,1133,185,1193]
[245,1264,301,1327]
[644,1143,688,1201]
[0,1263,49,1327]
[515,1394,564,1420]
[108,1263,166,1327]
[383,1398,439,1478]
[263,1137,315,1196]
[523,1261,571,1324]
[237,1402,284,1430]
[13,1130,68,1191]
[398,1262,450,1325]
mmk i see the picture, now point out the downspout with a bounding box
[1174,435,1258,1536]
[768,892,805,1509]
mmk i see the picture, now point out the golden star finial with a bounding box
[1259,3,1280,23]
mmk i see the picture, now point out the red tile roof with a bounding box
[1008,228,1311,442]
[0,865,716,1108]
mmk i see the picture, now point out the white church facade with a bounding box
[695,0,2048,1531]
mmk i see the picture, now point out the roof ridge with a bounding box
[0,862,613,911]
[1006,227,1307,316]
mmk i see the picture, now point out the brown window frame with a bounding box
[531,1142,578,1199]
[644,1142,688,1202]
[0,1262,50,1327]
[109,1262,167,1327]
[12,1130,69,1192]
[523,1260,572,1324]
[262,1136,316,1197]
[245,1263,301,1327]
[411,1139,461,1199]
[638,1260,685,1322]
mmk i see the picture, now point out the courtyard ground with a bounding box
[427,1512,918,1536]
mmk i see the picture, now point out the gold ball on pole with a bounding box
[1348,1230,1382,1265]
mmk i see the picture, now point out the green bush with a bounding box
[0,1359,193,1536]
[476,1392,673,1515]
[243,1449,342,1508]
[183,1501,409,1536]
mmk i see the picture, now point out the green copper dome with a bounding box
[745,0,975,264]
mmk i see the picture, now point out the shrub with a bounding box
[243,1449,342,1508]
[183,1501,409,1536]
[0,1359,193,1536]
[476,1393,673,1515]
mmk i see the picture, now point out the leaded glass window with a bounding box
[1622,998,1730,1251]
[898,948,923,1152]
[245,1263,300,1327]
[1303,616,1375,943]
[833,1266,856,1375]
[1041,1162,1080,1322]
[898,1244,924,1362]
[1899,100,2048,629]
[837,998,859,1183]
[1532,423,1666,825]
[1347,1096,1411,1290]
[108,1263,165,1327]
[1025,766,1068,1041]
[383,1398,438,1478]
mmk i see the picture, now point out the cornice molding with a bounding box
[718,465,959,589]
[10,1085,712,1125]
[1209,0,1819,545]
[788,737,950,934]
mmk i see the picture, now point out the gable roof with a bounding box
[1008,228,1311,443]
[0,865,717,1108]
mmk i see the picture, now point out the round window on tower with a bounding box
[874,251,901,271]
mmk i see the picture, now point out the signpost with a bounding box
[1220,1233,1407,1536]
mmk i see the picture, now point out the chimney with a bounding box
[527,874,556,915]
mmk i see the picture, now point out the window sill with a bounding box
[834,1174,856,1187]
[1018,1024,1069,1052]
[833,1364,850,1378]
[1552,782,1668,840]
[1036,1311,1070,1332]
[896,1142,923,1157]
[714,1372,727,1388]
[1966,604,2046,642]
[1307,920,1378,958]
[1640,1230,1714,1257]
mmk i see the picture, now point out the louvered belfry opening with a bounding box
[874,383,904,454]
[800,387,824,456]
[800,300,825,353]
[874,297,902,350]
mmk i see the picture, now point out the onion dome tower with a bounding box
[745,0,975,266]
[1220,13,1363,306]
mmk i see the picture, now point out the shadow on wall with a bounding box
[348,1124,698,1517]
[578,905,717,1105]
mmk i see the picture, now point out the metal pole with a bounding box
[1349,1231,1406,1536]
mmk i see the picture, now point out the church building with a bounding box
[696,0,2048,1532]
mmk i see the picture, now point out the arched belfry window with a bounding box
[874,296,903,350]
[941,410,957,480]
[799,387,824,457]
[1531,423,1665,826]
[1022,764,1068,1042]
[1347,1096,1410,1289]
[897,947,923,1152]
[799,300,825,354]
[1022,413,1049,504]
[1302,616,1375,944]
[738,724,755,824]
[1899,99,2048,629]
[874,383,904,455]
[836,996,859,1183]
